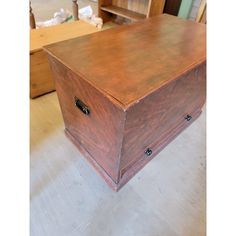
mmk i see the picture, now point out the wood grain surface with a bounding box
[30,20,100,98]
[120,63,206,176]
[45,14,206,190]
[147,0,166,17]
[98,0,166,22]
[30,50,55,98]
[100,5,146,21]
[47,56,125,183]
[44,14,206,108]
[30,20,99,53]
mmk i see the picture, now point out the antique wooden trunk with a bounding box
[44,14,206,191]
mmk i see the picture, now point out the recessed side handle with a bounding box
[74,96,90,115]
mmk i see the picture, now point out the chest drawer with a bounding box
[120,63,206,176]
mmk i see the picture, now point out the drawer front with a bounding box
[120,63,206,174]
[48,56,125,183]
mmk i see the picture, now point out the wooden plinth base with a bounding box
[65,109,202,191]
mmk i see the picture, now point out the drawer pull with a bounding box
[145,148,152,157]
[185,114,192,121]
[74,97,90,115]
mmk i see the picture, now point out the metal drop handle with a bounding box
[74,96,90,115]
[185,114,192,121]
[145,148,152,157]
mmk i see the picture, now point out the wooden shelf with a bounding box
[101,5,146,21]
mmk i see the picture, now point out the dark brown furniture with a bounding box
[44,14,206,191]
[164,0,182,16]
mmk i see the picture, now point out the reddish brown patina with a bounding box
[44,14,206,191]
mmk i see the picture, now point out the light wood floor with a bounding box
[30,92,206,236]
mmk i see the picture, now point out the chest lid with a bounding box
[44,14,206,109]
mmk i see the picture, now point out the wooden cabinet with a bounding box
[30,21,99,98]
[98,0,166,22]
[44,14,206,191]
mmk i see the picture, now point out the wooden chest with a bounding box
[44,14,206,191]
[30,20,99,98]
